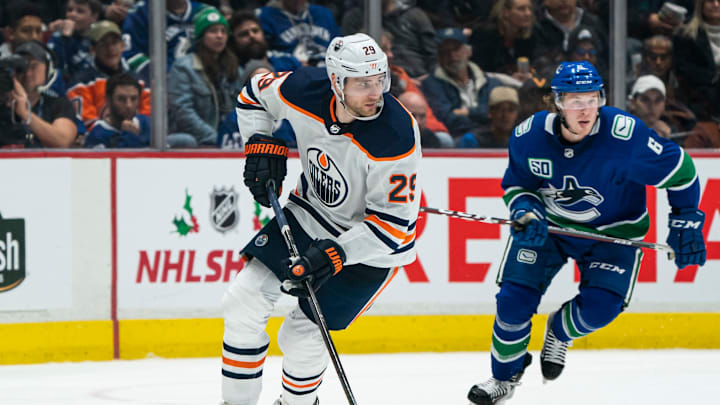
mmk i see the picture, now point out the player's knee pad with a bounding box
[277,307,329,374]
[576,287,624,329]
[496,281,542,325]
[223,258,282,345]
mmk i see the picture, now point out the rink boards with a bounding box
[0,150,718,364]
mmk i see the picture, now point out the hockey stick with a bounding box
[420,206,676,260]
[266,180,359,405]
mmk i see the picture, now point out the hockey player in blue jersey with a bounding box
[467,61,707,405]
[221,33,421,405]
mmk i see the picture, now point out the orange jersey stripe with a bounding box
[366,215,408,240]
[281,375,323,389]
[344,132,417,162]
[222,356,266,369]
[239,91,260,106]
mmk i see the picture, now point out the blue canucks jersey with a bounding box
[502,107,700,239]
[121,0,206,75]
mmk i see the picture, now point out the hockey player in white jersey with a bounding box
[221,33,422,405]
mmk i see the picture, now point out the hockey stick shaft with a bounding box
[266,181,358,405]
[420,206,675,259]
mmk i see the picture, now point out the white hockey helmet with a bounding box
[325,33,391,120]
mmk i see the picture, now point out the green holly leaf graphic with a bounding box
[183,189,194,216]
[173,217,193,236]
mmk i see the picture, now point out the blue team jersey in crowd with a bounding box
[122,0,206,75]
[257,2,341,69]
[502,107,700,240]
[84,114,151,148]
[47,32,92,78]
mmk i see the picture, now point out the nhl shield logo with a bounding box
[210,187,239,233]
[329,124,341,134]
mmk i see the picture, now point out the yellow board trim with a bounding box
[0,320,113,364]
[2,313,720,364]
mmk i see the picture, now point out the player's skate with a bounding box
[467,353,532,405]
[272,397,319,405]
[540,311,571,382]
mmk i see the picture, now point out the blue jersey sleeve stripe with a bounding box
[223,342,270,355]
[300,173,309,199]
[364,222,399,250]
[364,208,410,227]
[288,194,348,235]
[245,83,261,104]
[222,369,264,380]
[236,101,265,111]
[392,241,415,254]
[408,220,416,231]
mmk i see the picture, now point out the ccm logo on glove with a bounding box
[669,219,703,229]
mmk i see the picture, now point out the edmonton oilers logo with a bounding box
[306,148,348,207]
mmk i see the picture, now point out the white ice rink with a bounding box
[1,350,719,404]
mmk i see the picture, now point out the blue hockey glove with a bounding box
[281,239,346,298]
[510,201,548,247]
[667,208,706,269]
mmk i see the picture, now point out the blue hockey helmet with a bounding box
[551,61,604,94]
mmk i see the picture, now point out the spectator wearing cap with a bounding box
[257,0,340,69]
[535,0,607,64]
[457,86,519,148]
[421,33,502,137]
[1,40,77,148]
[628,75,672,139]
[399,91,453,148]
[122,0,206,78]
[67,20,151,131]
[168,6,243,147]
[673,0,720,120]
[47,0,101,79]
[469,0,539,79]
[84,71,150,148]
[630,74,716,147]
[566,27,606,80]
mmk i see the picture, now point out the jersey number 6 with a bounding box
[389,173,416,203]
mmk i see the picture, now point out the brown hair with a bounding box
[197,36,239,84]
[543,93,559,113]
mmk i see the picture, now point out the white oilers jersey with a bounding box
[236,67,422,268]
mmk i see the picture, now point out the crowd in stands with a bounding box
[0,0,717,149]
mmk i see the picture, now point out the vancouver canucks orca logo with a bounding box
[539,175,604,222]
[306,148,348,207]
